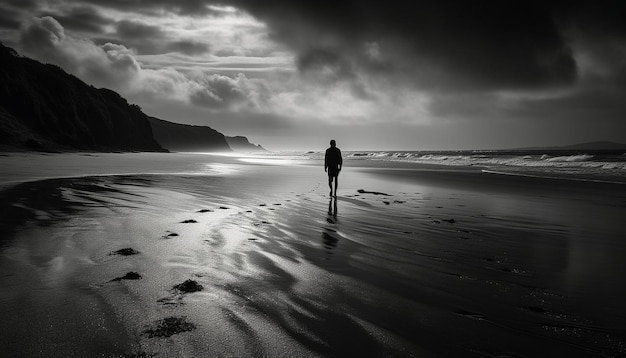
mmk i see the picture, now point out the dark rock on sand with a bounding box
[357,189,390,196]
[442,219,456,224]
[161,232,179,239]
[197,209,212,213]
[173,279,204,293]
[383,201,390,205]
[143,316,196,338]
[180,219,197,223]
[111,248,140,256]
[219,206,229,210]
[111,272,142,282]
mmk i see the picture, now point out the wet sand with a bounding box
[1,153,625,357]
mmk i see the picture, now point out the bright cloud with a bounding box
[16,15,434,129]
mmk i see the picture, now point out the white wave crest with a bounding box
[545,154,594,162]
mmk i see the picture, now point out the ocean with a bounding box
[271,149,626,184]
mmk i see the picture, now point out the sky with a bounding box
[1,0,625,151]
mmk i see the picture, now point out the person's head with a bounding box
[330,139,336,148]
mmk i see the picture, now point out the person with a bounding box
[324,139,343,197]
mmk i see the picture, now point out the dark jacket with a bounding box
[325,147,343,172]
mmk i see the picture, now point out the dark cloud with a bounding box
[117,20,164,39]
[296,48,355,82]
[190,74,252,109]
[69,0,223,17]
[521,88,626,123]
[2,0,39,10]
[554,1,626,40]
[223,0,581,92]
[112,20,210,55]
[166,40,211,56]
[39,6,113,33]
[0,6,22,29]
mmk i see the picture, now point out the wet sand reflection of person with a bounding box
[323,197,339,252]
[328,197,338,218]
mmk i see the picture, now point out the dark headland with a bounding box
[0,43,264,153]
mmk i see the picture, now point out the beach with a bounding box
[1,152,625,357]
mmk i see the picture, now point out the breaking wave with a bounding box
[294,149,626,183]
[544,154,594,162]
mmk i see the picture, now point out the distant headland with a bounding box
[512,141,626,151]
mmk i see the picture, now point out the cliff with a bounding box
[148,117,231,152]
[0,43,163,152]
[225,136,266,152]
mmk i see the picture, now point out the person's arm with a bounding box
[338,149,343,170]
[324,149,328,172]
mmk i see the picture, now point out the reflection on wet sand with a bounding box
[323,197,339,252]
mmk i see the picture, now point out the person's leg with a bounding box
[333,175,338,196]
[328,176,333,196]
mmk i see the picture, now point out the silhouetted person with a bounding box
[325,139,342,197]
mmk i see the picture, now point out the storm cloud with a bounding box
[2,0,625,149]
[112,19,211,55]
[225,0,581,91]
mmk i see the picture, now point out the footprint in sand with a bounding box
[143,316,196,338]
[110,248,140,256]
[172,279,204,293]
[157,279,204,307]
[109,271,142,282]
[161,231,179,239]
